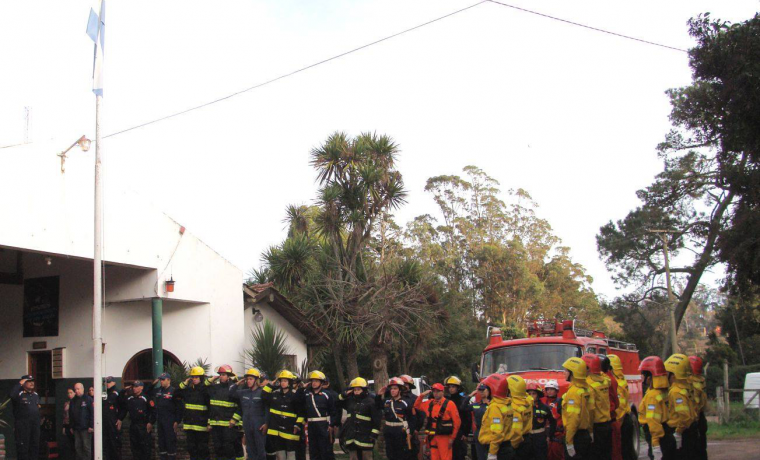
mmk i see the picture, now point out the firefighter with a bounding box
[599,356,621,460]
[9,375,41,460]
[378,377,414,460]
[506,375,533,460]
[102,377,122,460]
[608,355,634,460]
[582,354,612,460]
[263,369,304,460]
[561,357,593,460]
[470,383,491,460]
[339,377,381,460]
[208,365,239,460]
[148,373,182,460]
[415,383,461,460]
[541,380,564,460]
[688,356,707,460]
[638,356,673,460]
[444,376,471,460]
[477,373,511,460]
[178,366,211,460]
[230,368,268,460]
[304,370,337,460]
[118,381,154,460]
[400,374,423,460]
[527,381,555,460]
[664,354,697,460]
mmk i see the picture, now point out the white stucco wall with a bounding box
[244,300,308,372]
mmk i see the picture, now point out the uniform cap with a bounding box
[158,373,171,380]
[20,375,34,381]
[431,383,445,392]
[105,376,116,383]
[133,381,144,387]
[477,384,488,391]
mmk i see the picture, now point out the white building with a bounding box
[0,141,322,456]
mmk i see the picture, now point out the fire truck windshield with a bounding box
[482,344,583,374]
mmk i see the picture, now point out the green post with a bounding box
[152,297,163,379]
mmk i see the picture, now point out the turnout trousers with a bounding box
[611,420,622,460]
[514,434,533,460]
[186,430,210,460]
[384,429,408,460]
[591,421,612,460]
[103,418,121,460]
[533,431,549,460]
[211,425,236,460]
[14,419,41,460]
[429,434,454,460]
[128,423,152,460]
[620,416,636,460]
[308,422,334,460]
[452,437,468,460]
[564,429,591,460]
[157,419,177,460]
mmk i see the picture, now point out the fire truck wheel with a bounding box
[629,410,641,458]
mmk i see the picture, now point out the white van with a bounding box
[744,372,760,409]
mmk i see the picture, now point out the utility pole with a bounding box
[648,229,679,356]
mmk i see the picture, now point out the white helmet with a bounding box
[544,380,560,391]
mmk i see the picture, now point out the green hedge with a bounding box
[705,363,760,401]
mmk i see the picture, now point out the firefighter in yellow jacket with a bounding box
[506,375,533,460]
[608,355,635,460]
[664,354,697,459]
[582,354,611,460]
[637,356,673,460]
[688,356,708,460]
[561,357,593,460]
[478,373,512,460]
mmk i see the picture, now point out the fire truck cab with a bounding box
[480,320,642,455]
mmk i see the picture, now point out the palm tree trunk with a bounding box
[370,341,390,394]
[331,341,347,390]
[345,344,360,380]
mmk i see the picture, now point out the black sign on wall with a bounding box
[23,276,60,337]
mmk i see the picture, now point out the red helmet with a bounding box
[582,354,602,374]
[482,373,509,399]
[399,375,416,389]
[525,380,543,395]
[217,364,233,375]
[638,356,667,377]
[431,383,445,392]
[388,377,404,387]
[689,356,704,376]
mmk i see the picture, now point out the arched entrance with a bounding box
[122,349,181,383]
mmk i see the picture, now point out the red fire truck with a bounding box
[479,320,643,455]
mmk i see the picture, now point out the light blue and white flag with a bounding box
[86,0,105,96]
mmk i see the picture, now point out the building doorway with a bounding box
[122,349,181,384]
[28,350,53,400]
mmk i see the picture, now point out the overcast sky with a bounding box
[2,0,757,299]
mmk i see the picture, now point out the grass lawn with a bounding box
[707,418,760,439]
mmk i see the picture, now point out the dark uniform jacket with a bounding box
[177,380,211,432]
[263,386,305,441]
[9,384,40,422]
[469,398,489,437]
[70,395,95,431]
[207,381,239,427]
[103,387,121,424]
[402,392,423,432]
[532,399,556,435]
[119,394,155,425]
[149,385,182,424]
[446,392,471,439]
[338,391,381,449]
[378,396,415,435]
[304,388,338,427]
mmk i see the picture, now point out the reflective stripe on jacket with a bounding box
[638,388,668,447]
[477,396,511,455]
[561,379,593,446]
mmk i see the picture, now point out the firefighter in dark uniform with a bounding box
[117,381,154,460]
[303,371,337,460]
[149,373,182,460]
[102,377,122,460]
[178,367,211,460]
[9,375,41,460]
[377,377,415,460]
[469,383,490,460]
[399,375,423,460]
[263,370,304,460]
[527,381,556,460]
[444,376,471,460]
[230,368,268,460]
[208,365,239,460]
[338,377,381,460]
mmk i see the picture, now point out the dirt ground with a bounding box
[638,438,760,459]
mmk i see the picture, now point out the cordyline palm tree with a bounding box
[242,319,292,380]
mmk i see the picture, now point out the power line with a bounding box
[486,0,687,53]
[104,0,687,139]
[104,1,488,139]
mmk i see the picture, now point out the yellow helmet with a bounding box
[245,368,261,378]
[444,376,462,387]
[507,375,527,399]
[276,370,297,381]
[664,354,692,380]
[608,355,624,372]
[307,370,326,381]
[349,377,368,389]
[189,366,205,377]
[562,357,588,380]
